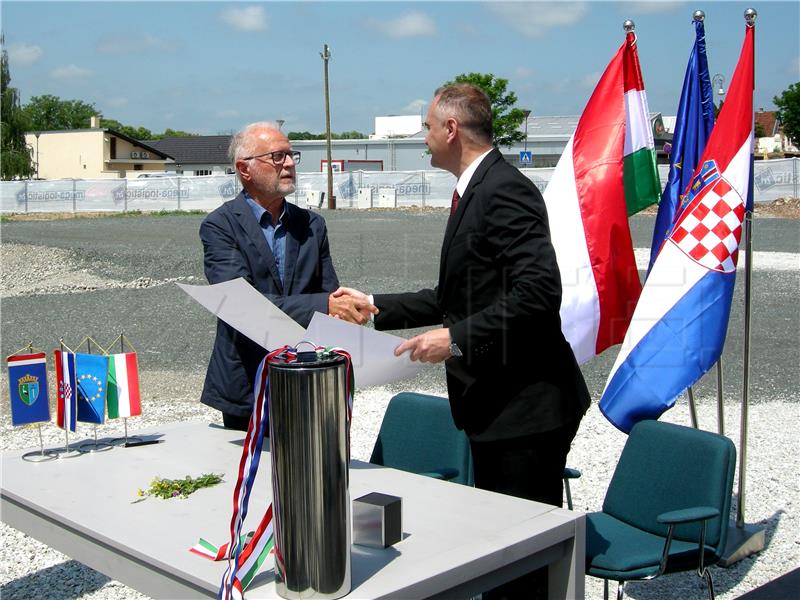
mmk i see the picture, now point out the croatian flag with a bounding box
[544,29,660,365]
[55,349,78,432]
[600,23,754,433]
[648,16,715,273]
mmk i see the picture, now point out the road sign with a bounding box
[519,151,532,165]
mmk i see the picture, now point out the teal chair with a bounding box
[369,392,473,485]
[586,420,736,600]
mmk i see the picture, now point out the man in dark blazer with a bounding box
[200,122,371,430]
[335,85,589,598]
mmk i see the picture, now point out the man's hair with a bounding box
[433,83,493,145]
[228,121,283,174]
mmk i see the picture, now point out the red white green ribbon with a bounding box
[190,345,354,600]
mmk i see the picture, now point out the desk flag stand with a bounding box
[107,333,144,448]
[77,337,113,454]
[7,342,58,463]
[52,340,82,459]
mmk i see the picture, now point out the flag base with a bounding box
[21,449,58,463]
[718,521,766,567]
[78,440,114,454]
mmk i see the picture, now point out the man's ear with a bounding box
[445,117,458,143]
[236,160,251,183]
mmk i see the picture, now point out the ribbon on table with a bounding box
[190,345,354,600]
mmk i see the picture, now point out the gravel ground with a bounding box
[1,214,798,599]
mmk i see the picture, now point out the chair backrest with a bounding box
[603,420,736,554]
[369,392,473,486]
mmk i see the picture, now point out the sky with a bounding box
[2,1,798,136]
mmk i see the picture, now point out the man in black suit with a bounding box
[200,122,372,430]
[336,84,589,598]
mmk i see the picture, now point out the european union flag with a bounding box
[7,352,50,426]
[648,17,715,273]
[76,353,109,424]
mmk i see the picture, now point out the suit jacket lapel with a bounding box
[438,149,503,286]
[232,193,284,292]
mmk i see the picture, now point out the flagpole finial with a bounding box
[744,8,757,25]
[623,19,635,33]
[693,10,705,22]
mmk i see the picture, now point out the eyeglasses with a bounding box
[243,150,301,166]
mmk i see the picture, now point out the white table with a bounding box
[1,421,584,599]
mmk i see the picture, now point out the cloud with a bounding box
[515,66,534,79]
[50,64,93,80]
[625,1,687,15]
[96,33,176,54]
[486,2,588,38]
[221,5,268,32]
[364,11,436,38]
[579,71,601,88]
[402,99,427,114]
[8,43,43,65]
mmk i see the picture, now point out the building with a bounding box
[754,110,799,157]
[146,135,234,176]
[24,118,173,180]
[40,111,668,179]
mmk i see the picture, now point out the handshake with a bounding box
[327,287,378,325]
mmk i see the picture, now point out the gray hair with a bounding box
[228,121,284,173]
[433,83,493,146]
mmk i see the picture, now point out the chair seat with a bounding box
[586,512,720,581]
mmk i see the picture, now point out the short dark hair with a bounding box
[434,83,493,145]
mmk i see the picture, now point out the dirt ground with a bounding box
[2,197,798,222]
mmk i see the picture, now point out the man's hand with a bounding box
[395,328,452,363]
[328,289,378,324]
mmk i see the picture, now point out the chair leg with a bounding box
[616,580,625,600]
[700,568,715,600]
[564,478,574,511]
[603,579,609,600]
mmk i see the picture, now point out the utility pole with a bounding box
[321,44,335,209]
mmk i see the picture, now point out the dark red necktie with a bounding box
[450,189,460,218]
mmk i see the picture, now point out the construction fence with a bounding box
[2,158,797,214]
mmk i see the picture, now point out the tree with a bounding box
[288,130,367,140]
[22,94,99,131]
[1,35,34,179]
[442,73,527,148]
[100,118,153,141]
[774,82,800,148]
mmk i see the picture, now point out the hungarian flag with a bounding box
[544,29,660,365]
[107,352,142,418]
[76,353,109,424]
[600,23,754,433]
[7,352,50,426]
[54,350,77,432]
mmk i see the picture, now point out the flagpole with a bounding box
[54,339,81,459]
[109,331,143,447]
[687,387,699,428]
[16,341,57,462]
[720,7,766,566]
[717,360,725,435]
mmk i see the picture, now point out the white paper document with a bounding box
[178,278,423,387]
[177,278,305,350]
[305,312,424,387]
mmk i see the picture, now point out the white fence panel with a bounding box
[2,159,796,214]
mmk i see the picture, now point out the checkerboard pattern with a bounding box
[670,177,745,273]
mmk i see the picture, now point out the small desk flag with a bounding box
[76,353,109,424]
[107,352,142,418]
[55,350,77,432]
[7,352,50,426]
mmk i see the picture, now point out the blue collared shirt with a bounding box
[244,192,288,286]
